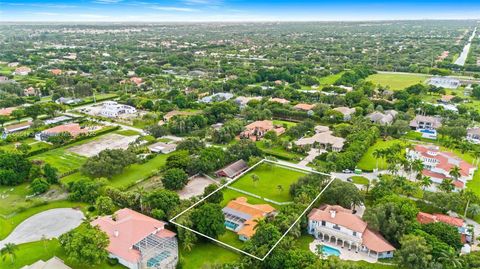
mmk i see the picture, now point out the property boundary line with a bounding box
[169,158,335,261]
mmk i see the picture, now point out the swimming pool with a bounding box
[225,220,239,230]
[147,251,170,267]
[322,245,341,257]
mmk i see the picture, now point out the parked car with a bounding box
[342,169,352,173]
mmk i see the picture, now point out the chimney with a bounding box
[114,230,119,237]
[330,210,336,219]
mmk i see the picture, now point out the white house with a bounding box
[467,127,480,144]
[428,77,461,89]
[308,204,395,259]
[100,101,136,118]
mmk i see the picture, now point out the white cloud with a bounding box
[32,12,60,16]
[151,6,198,12]
[93,0,123,4]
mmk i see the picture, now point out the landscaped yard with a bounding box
[256,141,305,161]
[0,200,86,240]
[0,183,32,216]
[0,138,52,153]
[357,139,409,171]
[230,163,307,202]
[30,148,86,174]
[318,71,345,85]
[349,176,369,185]
[0,240,125,269]
[179,242,240,269]
[366,73,430,90]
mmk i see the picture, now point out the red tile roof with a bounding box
[414,145,474,177]
[417,212,464,227]
[362,228,396,253]
[294,103,315,111]
[42,123,88,137]
[0,107,15,116]
[91,208,175,263]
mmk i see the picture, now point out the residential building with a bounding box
[100,101,137,118]
[294,103,315,111]
[92,208,178,269]
[367,110,398,125]
[148,142,177,154]
[200,92,233,103]
[0,76,10,84]
[406,145,476,190]
[295,125,345,152]
[333,107,356,121]
[21,257,71,269]
[120,77,144,87]
[308,204,395,259]
[24,86,38,96]
[235,96,262,108]
[14,66,31,76]
[35,123,89,141]
[0,107,16,116]
[240,120,285,141]
[417,212,472,243]
[440,94,455,103]
[55,97,82,105]
[215,159,249,178]
[3,121,32,134]
[467,127,480,144]
[428,77,461,89]
[269,97,290,104]
[409,115,442,139]
[51,69,62,75]
[222,197,276,241]
[43,116,73,125]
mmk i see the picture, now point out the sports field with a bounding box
[366,73,430,90]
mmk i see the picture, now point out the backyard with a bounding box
[357,139,409,171]
[179,241,240,269]
[229,162,308,202]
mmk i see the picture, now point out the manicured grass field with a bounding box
[218,230,245,250]
[256,141,305,161]
[366,73,430,90]
[0,138,51,153]
[30,148,86,174]
[273,119,298,128]
[0,240,125,269]
[179,242,240,269]
[318,72,345,85]
[114,129,141,136]
[221,188,271,207]
[349,176,369,185]
[230,163,307,202]
[61,153,171,189]
[0,183,32,216]
[357,139,409,171]
[0,201,86,240]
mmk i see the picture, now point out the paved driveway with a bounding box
[0,208,84,248]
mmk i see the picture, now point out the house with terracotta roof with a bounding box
[91,208,178,269]
[333,107,356,121]
[35,123,89,142]
[14,66,32,76]
[406,145,476,190]
[51,69,62,75]
[308,204,395,259]
[269,97,290,104]
[240,120,285,141]
[295,125,345,152]
[417,212,472,243]
[24,86,38,96]
[222,197,276,241]
[294,103,315,111]
[0,107,16,116]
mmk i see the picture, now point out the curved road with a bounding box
[0,208,84,248]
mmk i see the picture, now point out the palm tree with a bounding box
[461,189,478,218]
[437,249,464,268]
[449,166,462,182]
[1,243,18,264]
[419,176,432,191]
[373,149,384,171]
[439,178,455,193]
[411,159,424,182]
[468,204,480,219]
[251,174,260,186]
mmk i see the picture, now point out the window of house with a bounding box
[321,221,326,226]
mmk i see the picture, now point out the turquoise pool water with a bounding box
[225,220,239,230]
[322,245,341,256]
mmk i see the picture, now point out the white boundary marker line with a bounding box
[169,158,335,261]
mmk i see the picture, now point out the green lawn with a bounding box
[179,242,240,269]
[256,141,305,161]
[0,138,51,153]
[357,139,409,171]
[230,163,307,202]
[0,201,86,240]
[319,72,345,85]
[0,240,125,269]
[273,120,298,128]
[30,148,86,174]
[114,129,140,136]
[366,73,430,90]
[0,183,32,216]
[349,176,369,185]
[218,230,245,250]
[61,153,171,189]
[221,188,271,207]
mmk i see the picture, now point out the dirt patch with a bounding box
[178,175,217,199]
[67,133,138,157]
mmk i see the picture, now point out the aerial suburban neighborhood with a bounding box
[0,1,480,269]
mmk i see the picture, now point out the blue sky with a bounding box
[0,0,479,22]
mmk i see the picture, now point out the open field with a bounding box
[67,133,138,157]
[318,71,345,85]
[30,148,86,174]
[366,73,430,90]
[0,138,52,153]
[229,163,307,202]
[62,153,171,189]
[179,241,240,269]
[0,184,32,216]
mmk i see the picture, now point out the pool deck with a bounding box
[309,239,378,263]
